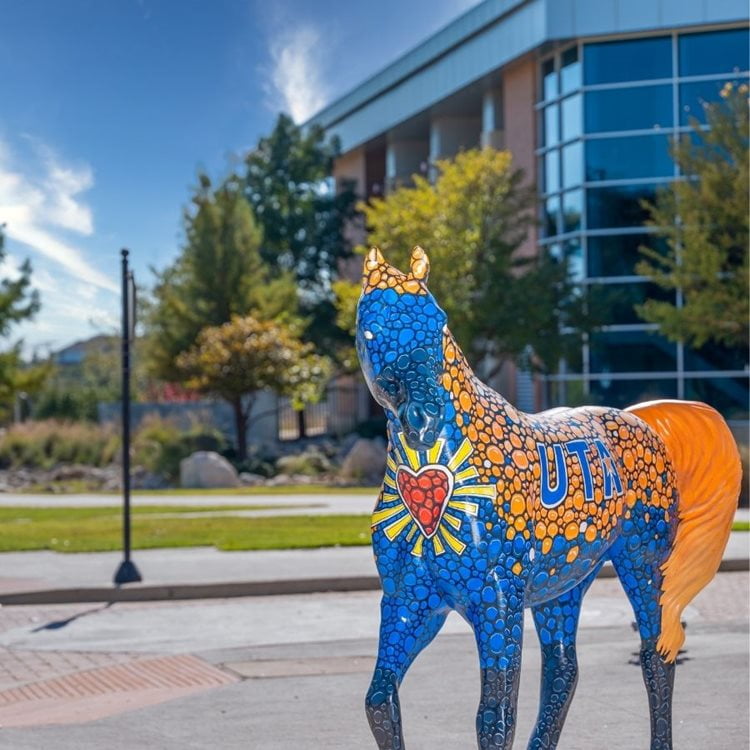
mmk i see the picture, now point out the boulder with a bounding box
[179,451,240,489]
[339,438,387,484]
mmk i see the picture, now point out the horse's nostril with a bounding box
[406,403,427,430]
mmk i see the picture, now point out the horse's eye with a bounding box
[364,330,374,340]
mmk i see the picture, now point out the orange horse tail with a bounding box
[625,400,742,662]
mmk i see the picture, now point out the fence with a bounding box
[100,379,373,445]
[277,380,371,441]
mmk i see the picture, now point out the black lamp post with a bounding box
[113,248,142,585]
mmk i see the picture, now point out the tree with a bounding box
[343,148,588,375]
[0,226,45,418]
[33,335,154,421]
[637,83,749,349]
[144,174,298,382]
[245,114,356,355]
[176,315,331,460]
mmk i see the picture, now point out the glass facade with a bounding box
[538,27,750,418]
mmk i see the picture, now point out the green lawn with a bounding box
[0,505,744,554]
[0,505,371,553]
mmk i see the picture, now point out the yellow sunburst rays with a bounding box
[371,436,495,557]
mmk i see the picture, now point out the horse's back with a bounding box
[522,403,676,605]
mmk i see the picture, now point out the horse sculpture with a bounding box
[357,246,741,750]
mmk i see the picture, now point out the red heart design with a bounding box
[396,464,454,538]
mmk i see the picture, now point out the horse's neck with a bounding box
[443,333,513,414]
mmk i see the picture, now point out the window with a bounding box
[551,240,585,281]
[585,85,672,133]
[587,234,666,277]
[585,134,673,182]
[586,183,659,229]
[587,282,676,325]
[539,30,748,413]
[542,58,557,101]
[560,47,581,94]
[544,150,560,193]
[561,94,582,141]
[684,341,749,372]
[589,331,677,373]
[589,378,678,408]
[679,78,749,125]
[561,141,583,188]
[563,239,584,281]
[679,28,750,77]
[684,377,750,420]
[562,190,582,233]
[544,196,560,237]
[584,37,672,85]
[544,105,559,146]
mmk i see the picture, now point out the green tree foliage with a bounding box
[176,315,331,460]
[245,114,356,355]
[33,336,154,422]
[343,149,588,374]
[145,174,298,382]
[637,83,749,349]
[0,227,45,418]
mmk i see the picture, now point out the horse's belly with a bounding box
[524,533,617,606]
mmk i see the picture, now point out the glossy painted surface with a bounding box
[358,247,740,750]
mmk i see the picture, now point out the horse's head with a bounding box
[356,246,448,451]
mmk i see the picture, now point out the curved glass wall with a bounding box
[537,27,750,418]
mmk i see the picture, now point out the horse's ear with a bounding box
[362,246,386,287]
[409,246,430,281]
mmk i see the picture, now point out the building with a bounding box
[307,0,749,422]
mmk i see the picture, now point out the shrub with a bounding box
[33,387,100,422]
[132,415,228,481]
[0,420,120,469]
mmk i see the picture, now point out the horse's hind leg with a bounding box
[366,590,448,749]
[527,567,600,750]
[609,522,675,750]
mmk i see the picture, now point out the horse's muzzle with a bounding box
[398,400,444,451]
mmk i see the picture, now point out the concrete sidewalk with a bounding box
[0,573,746,746]
[0,489,378,517]
[1,528,747,605]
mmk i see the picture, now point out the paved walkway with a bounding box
[0,530,746,603]
[0,572,745,746]
[0,546,378,598]
[0,490,378,515]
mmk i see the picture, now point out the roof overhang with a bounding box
[305,0,748,153]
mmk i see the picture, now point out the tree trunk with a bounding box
[232,397,249,462]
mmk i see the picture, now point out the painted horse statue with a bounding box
[356,246,741,750]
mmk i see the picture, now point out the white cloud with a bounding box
[0,138,117,293]
[265,25,329,123]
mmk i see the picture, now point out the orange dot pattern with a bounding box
[362,248,428,296]
[442,329,678,602]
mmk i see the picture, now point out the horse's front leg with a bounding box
[470,575,526,750]
[527,568,600,750]
[366,588,448,749]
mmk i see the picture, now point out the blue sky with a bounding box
[0,0,478,354]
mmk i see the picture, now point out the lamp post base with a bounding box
[113,559,142,585]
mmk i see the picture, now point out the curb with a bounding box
[0,576,382,606]
[1,558,747,606]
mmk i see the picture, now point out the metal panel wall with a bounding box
[323,0,546,152]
